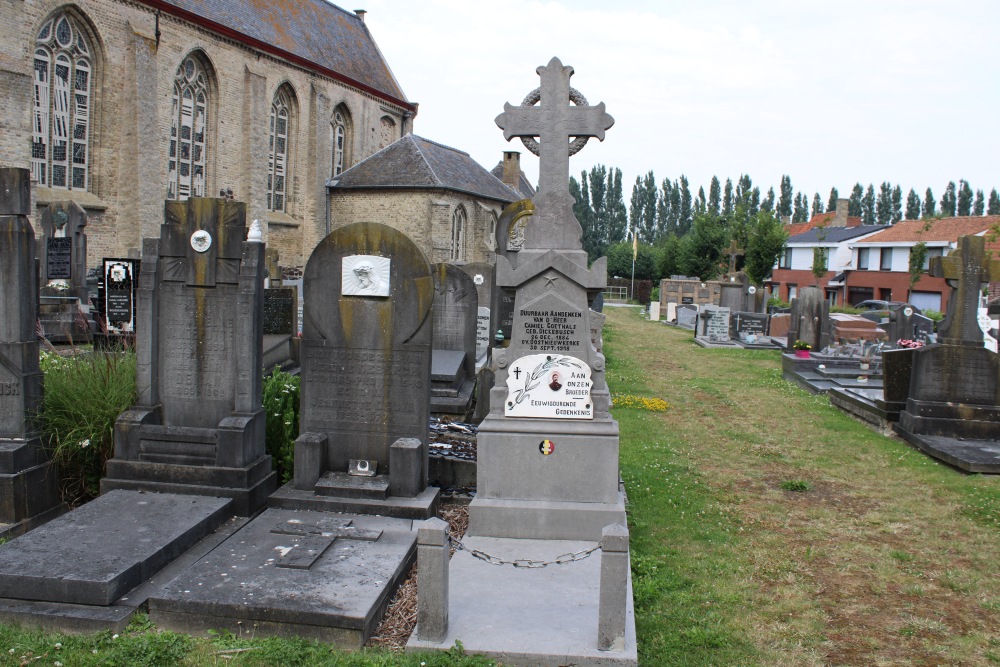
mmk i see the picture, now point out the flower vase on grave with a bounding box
[795,350,810,359]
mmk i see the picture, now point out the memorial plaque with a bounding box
[731,312,767,340]
[504,353,593,419]
[681,296,694,304]
[101,258,138,332]
[513,292,585,353]
[342,255,391,297]
[263,287,297,335]
[497,289,516,341]
[46,237,72,280]
[699,306,730,341]
[476,306,491,359]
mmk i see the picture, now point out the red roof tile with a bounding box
[785,211,863,236]
[854,216,1000,244]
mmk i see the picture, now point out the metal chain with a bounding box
[453,539,601,568]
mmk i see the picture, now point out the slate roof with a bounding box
[853,215,999,244]
[490,162,536,199]
[329,135,522,203]
[788,225,890,244]
[144,0,410,106]
[785,211,863,237]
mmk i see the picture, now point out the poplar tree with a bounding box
[876,181,893,225]
[812,193,823,217]
[678,175,693,235]
[849,183,864,216]
[891,185,903,223]
[974,189,985,216]
[923,187,936,217]
[723,178,734,216]
[761,187,775,213]
[778,175,793,217]
[708,176,721,216]
[695,186,706,215]
[940,181,957,216]
[957,180,973,216]
[989,189,1000,215]
[793,192,808,223]
[905,188,921,220]
[827,187,839,212]
[862,184,876,225]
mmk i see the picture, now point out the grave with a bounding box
[458,261,495,367]
[695,305,736,347]
[825,313,887,343]
[768,312,791,340]
[676,303,699,329]
[894,235,1000,472]
[268,222,439,518]
[103,198,277,516]
[730,311,780,348]
[885,305,934,345]
[37,200,94,343]
[648,301,661,321]
[430,263,478,415]
[262,249,299,372]
[666,301,677,322]
[0,167,63,539]
[787,286,828,351]
[409,57,636,666]
[95,258,139,346]
[492,200,535,345]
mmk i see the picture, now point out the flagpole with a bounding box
[630,226,637,302]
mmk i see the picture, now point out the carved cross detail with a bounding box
[929,234,1000,343]
[495,57,614,197]
[726,239,745,275]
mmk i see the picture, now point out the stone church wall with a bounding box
[0,0,411,267]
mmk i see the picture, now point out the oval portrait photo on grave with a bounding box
[505,353,593,419]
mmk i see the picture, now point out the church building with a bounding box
[0,0,416,267]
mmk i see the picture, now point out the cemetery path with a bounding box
[605,307,1000,667]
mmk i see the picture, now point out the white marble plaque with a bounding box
[476,307,491,359]
[504,353,593,419]
[341,255,390,297]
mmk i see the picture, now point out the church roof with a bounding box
[329,134,522,204]
[491,162,536,199]
[143,0,411,108]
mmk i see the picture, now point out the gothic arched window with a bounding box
[332,105,352,178]
[451,205,467,261]
[32,13,93,190]
[168,54,210,200]
[268,86,295,212]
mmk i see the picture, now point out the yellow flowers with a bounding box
[611,394,670,412]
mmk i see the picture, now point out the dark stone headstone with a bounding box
[97,258,139,335]
[104,199,275,516]
[676,304,698,329]
[430,264,478,414]
[719,272,752,312]
[788,286,828,351]
[263,287,297,335]
[38,200,92,342]
[886,305,932,344]
[730,311,768,341]
[277,222,438,517]
[0,168,62,537]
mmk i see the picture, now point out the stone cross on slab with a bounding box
[929,234,1000,343]
[725,239,744,275]
[270,517,382,570]
[495,57,614,197]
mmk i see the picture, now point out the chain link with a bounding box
[454,539,601,568]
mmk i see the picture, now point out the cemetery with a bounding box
[1,4,1000,665]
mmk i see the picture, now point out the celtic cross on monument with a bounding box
[496,57,614,248]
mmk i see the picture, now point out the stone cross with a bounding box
[725,239,744,275]
[929,234,1000,343]
[495,57,614,197]
[270,517,381,570]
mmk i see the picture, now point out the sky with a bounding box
[358,0,1000,214]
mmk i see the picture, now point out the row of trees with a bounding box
[569,166,998,284]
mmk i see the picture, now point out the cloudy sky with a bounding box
[361,1,998,210]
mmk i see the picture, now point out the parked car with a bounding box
[854,300,921,314]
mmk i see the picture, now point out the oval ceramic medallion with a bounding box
[190,230,212,253]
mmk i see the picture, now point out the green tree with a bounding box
[923,187,936,217]
[989,189,1000,215]
[606,241,658,281]
[606,167,628,244]
[957,179,973,216]
[974,189,985,216]
[678,175,693,235]
[657,178,674,236]
[876,181,893,225]
[657,233,682,278]
[849,183,864,216]
[908,241,927,291]
[905,188,920,220]
[723,178,734,216]
[812,193,822,217]
[941,181,957,216]
[778,175,793,217]
[793,192,808,223]
[695,186,706,215]
[891,185,903,223]
[708,176,721,216]
[811,226,829,284]
[744,210,788,285]
[570,175,599,259]
[827,187,839,212]
[678,212,727,280]
[761,187,775,213]
[862,184,876,225]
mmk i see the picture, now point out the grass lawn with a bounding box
[2,305,1000,666]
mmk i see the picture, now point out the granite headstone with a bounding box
[430,263,478,414]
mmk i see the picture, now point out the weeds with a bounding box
[263,367,299,484]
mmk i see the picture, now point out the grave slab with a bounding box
[406,536,637,666]
[0,490,231,606]
[148,508,416,647]
[829,387,898,433]
[893,434,1000,473]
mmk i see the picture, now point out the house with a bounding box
[847,216,1000,312]
[769,199,885,304]
[0,0,415,267]
[328,135,521,264]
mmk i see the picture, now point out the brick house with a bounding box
[0,0,415,267]
[328,135,522,265]
[847,216,999,312]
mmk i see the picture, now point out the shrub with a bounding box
[39,347,136,505]
[263,367,299,484]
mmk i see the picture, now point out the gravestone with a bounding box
[730,311,769,342]
[787,286,828,352]
[459,262,494,363]
[472,56,624,540]
[666,301,677,322]
[769,312,791,339]
[895,235,1000,471]
[826,313,887,343]
[0,168,62,537]
[697,305,731,342]
[430,263,478,414]
[676,303,698,329]
[269,222,439,518]
[492,201,535,346]
[648,301,660,321]
[38,200,93,342]
[886,305,933,344]
[96,258,139,339]
[103,198,276,515]
[719,271,753,312]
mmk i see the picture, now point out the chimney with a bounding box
[780,215,791,225]
[502,151,521,190]
[831,198,849,227]
[354,9,366,21]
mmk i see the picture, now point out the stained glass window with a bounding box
[332,108,349,177]
[268,87,293,212]
[451,205,467,261]
[168,55,209,200]
[32,14,91,190]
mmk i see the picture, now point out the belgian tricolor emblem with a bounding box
[539,439,555,456]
